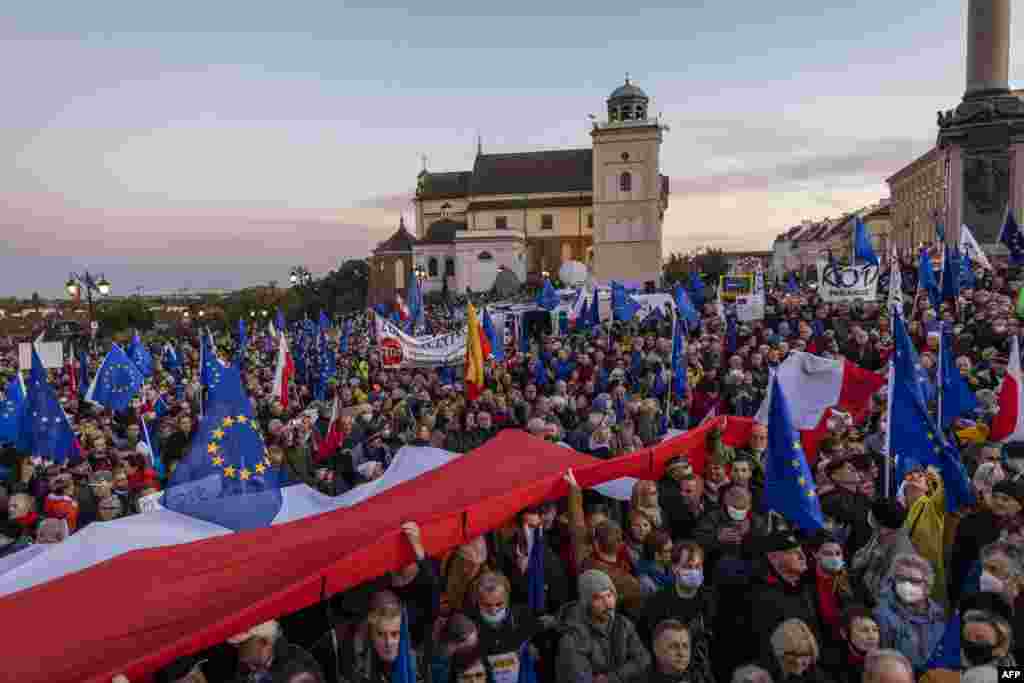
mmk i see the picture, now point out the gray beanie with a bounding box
[578,569,616,606]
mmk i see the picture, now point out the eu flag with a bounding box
[314,327,336,401]
[762,376,823,531]
[577,296,591,331]
[853,217,880,267]
[84,344,145,413]
[890,314,973,512]
[200,331,225,395]
[392,608,416,683]
[786,273,799,294]
[482,308,504,362]
[673,285,699,328]
[536,278,559,311]
[340,318,352,354]
[127,332,154,378]
[939,329,977,431]
[141,414,164,477]
[689,272,705,306]
[276,308,287,335]
[961,252,977,289]
[77,349,90,398]
[589,291,601,328]
[611,281,641,321]
[162,362,282,531]
[162,343,182,379]
[527,527,546,613]
[18,348,78,464]
[0,375,25,444]
[940,244,960,304]
[1000,211,1024,265]
[671,317,687,399]
[918,248,940,311]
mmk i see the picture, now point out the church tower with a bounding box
[590,77,669,288]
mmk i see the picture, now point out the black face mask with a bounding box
[962,640,996,667]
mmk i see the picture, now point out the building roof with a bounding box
[417,171,472,199]
[609,80,648,101]
[373,218,417,253]
[421,218,465,244]
[469,149,593,196]
[885,146,940,186]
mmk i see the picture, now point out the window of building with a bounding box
[428,257,438,277]
[541,214,554,230]
[495,216,508,230]
[440,202,451,219]
[444,257,455,277]
[620,171,632,192]
[395,260,404,289]
[587,214,594,229]
[479,251,493,261]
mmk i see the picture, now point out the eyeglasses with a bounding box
[894,575,926,585]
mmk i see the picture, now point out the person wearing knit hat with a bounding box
[819,455,872,558]
[556,569,650,683]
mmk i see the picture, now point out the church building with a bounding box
[368,78,669,306]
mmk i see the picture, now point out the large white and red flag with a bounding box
[991,335,1024,442]
[271,332,295,409]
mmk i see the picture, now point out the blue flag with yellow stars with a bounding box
[891,313,973,512]
[18,348,79,464]
[0,374,25,444]
[84,343,145,413]
[162,362,282,531]
[762,374,823,531]
[200,330,225,395]
[127,332,154,378]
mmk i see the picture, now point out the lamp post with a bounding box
[65,271,111,345]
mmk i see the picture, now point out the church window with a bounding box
[478,251,493,261]
[495,216,508,230]
[541,214,554,230]
[428,257,438,277]
[445,257,455,277]
[587,214,594,229]
[620,171,632,192]
[440,202,451,218]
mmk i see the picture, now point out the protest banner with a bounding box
[375,317,466,368]
[816,261,879,303]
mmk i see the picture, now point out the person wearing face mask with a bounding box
[639,542,717,680]
[805,531,856,661]
[872,554,945,676]
[952,591,1018,678]
[952,479,1024,606]
[818,456,872,558]
[469,572,541,683]
[694,484,768,589]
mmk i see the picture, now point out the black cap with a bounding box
[441,613,477,646]
[758,530,802,555]
[960,590,1014,625]
[993,479,1024,506]
[870,499,907,529]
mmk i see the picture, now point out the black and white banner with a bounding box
[375,317,466,368]
[816,261,879,302]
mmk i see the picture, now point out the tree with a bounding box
[663,252,689,285]
[695,248,729,284]
[95,299,155,337]
[320,259,369,314]
[31,292,41,308]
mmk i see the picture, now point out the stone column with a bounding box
[945,145,964,247]
[965,0,1011,98]
[1013,139,1024,225]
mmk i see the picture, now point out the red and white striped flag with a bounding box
[271,332,295,409]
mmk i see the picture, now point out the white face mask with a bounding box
[481,608,508,625]
[895,581,925,604]
[980,571,1006,594]
[726,506,747,522]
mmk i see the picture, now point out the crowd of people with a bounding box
[2,255,1023,683]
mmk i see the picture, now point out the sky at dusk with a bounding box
[3,1,1022,297]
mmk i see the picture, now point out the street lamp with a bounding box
[65,271,111,342]
[289,265,321,317]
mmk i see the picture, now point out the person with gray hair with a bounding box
[731,664,772,683]
[872,554,945,675]
[862,649,913,683]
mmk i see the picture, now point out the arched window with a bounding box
[444,257,455,277]
[428,257,439,277]
[395,260,404,289]
[619,171,632,192]
[478,251,493,261]
[440,202,451,219]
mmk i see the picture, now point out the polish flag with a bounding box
[271,332,295,409]
[755,352,885,430]
[395,294,410,321]
[991,335,1024,442]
